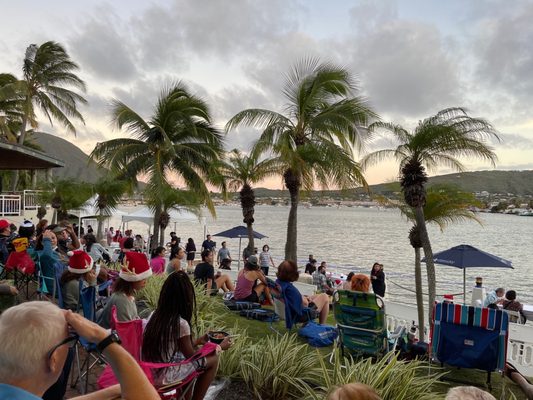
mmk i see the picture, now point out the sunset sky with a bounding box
[2,0,532,188]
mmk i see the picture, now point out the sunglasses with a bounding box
[47,333,79,359]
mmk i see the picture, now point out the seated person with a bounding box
[483,287,505,308]
[502,290,525,323]
[0,301,159,400]
[351,274,371,292]
[194,250,234,295]
[143,271,232,399]
[150,246,167,274]
[234,255,273,304]
[219,258,232,270]
[166,247,186,274]
[328,383,381,400]
[342,272,355,290]
[312,264,333,295]
[60,250,98,313]
[98,252,152,329]
[275,260,329,328]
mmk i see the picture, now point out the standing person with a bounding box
[133,234,145,251]
[194,250,234,295]
[169,232,180,260]
[86,225,93,234]
[106,226,114,246]
[259,245,276,276]
[312,263,333,295]
[150,246,167,274]
[142,271,232,400]
[234,255,273,304]
[217,241,231,266]
[98,252,152,328]
[113,229,122,243]
[304,259,317,275]
[201,234,215,253]
[185,238,197,269]
[370,262,386,297]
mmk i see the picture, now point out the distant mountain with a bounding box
[31,132,105,183]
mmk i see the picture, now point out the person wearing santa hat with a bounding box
[98,252,152,329]
[60,250,98,312]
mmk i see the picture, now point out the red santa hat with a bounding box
[67,250,93,274]
[119,252,152,282]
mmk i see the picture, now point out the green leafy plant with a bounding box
[239,333,322,400]
[305,350,445,400]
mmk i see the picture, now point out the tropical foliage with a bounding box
[92,177,130,241]
[90,82,224,247]
[218,149,279,253]
[226,58,377,260]
[362,107,499,321]
[39,179,92,222]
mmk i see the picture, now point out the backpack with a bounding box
[298,321,338,347]
[224,300,261,311]
[239,308,279,322]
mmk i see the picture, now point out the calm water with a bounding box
[110,205,533,306]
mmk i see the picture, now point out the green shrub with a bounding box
[305,350,446,400]
[240,333,322,400]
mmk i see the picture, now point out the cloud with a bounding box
[68,8,138,82]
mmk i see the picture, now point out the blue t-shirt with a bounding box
[202,240,215,251]
[0,383,42,399]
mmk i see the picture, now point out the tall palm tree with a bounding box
[1,42,87,190]
[219,149,279,253]
[92,178,130,241]
[226,58,377,261]
[145,183,202,246]
[394,185,482,340]
[362,107,499,322]
[90,82,224,247]
[0,73,25,143]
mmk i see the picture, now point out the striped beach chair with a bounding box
[431,302,509,389]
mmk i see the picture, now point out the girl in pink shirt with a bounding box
[150,246,167,274]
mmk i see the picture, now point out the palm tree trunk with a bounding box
[284,170,300,261]
[414,206,436,325]
[159,226,166,247]
[96,208,104,242]
[11,113,29,191]
[245,222,255,252]
[414,247,425,341]
[151,208,161,251]
[240,184,256,252]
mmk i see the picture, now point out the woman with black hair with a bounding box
[142,271,231,400]
[185,238,196,269]
[82,233,110,263]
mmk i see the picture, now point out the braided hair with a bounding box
[142,271,197,362]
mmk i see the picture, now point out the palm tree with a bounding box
[226,58,377,261]
[39,179,92,223]
[219,149,279,253]
[90,82,224,247]
[1,42,87,190]
[92,178,130,241]
[362,107,499,322]
[145,183,202,246]
[0,73,25,143]
[393,185,482,340]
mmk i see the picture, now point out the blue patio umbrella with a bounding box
[212,226,268,269]
[423,244,513,303]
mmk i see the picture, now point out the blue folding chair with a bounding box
[431,302,509,390]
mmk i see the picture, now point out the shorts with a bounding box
[297,303,320,323]
[235,291,259,303]
[260,266,269,276]
[186,252,195,261]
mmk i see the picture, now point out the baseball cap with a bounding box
[0,219,9,231]
[247,255,258,267]
[52,226,67,234]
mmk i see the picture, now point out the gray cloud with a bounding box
[68,9,138,82]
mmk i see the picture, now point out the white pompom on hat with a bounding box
[119,252,152,282]
[68,250,94,274]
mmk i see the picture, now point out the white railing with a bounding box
[385,301,533,377]
[0,195,21,216]
[22,190,43,210]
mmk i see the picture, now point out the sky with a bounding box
[1,0,533,188]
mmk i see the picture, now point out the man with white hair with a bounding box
[0,301,159,399]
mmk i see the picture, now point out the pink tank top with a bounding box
[234,271,256,300]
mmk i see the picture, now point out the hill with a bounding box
[31,132,105,184]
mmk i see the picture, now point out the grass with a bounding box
[219,302,528,400]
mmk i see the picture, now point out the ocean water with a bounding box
[109,205,533,306]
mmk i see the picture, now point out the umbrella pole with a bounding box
[463,269,466,305]
[238,237,242,271]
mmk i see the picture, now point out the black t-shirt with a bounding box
[202,240,215,251]
[194,262,214,284]
[305,263,316,275]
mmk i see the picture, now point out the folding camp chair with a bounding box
[36,254,64,303]
[269,281,317,334]
[430,302,509,390]
[332,290,388,358]
[97,307,218,399]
